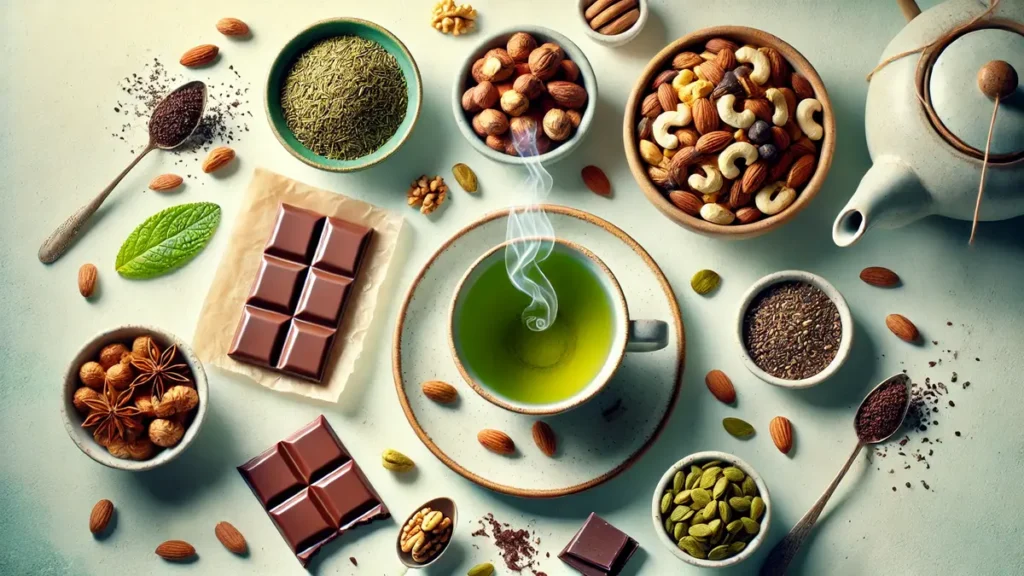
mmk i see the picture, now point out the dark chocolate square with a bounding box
[269,489,336,553]
[310,461,382,529]
[276,320,336,380]
[237,445,305,509]
[559,513,638,576]
[228,307,290,367]
[281,416,350,483]
[265,204,325,263]
[312,217,371,276]
[247,255,308,314]
[294,268,352,327]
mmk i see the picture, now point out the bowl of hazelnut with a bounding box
[453,26,597,165]
[60,325,208,471]
[624,26,834,238]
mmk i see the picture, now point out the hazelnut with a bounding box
[495,82,514,97]
[513,62,532,78]
[155,385,199,418]
[543,109,572,142]
[461,87,479,113]
[485,134,509,153]
[510,116,540,141]
[107,437,132,459]
[98,343,129,370]
[477,109,509,136]
[93,428,113,448]
[565,110,582,130]
[73,386,102,413]
[471,113,488,137]
[135,393,157,418]
[513,73,545,100]
[149,418,185,448]
[132,335,160,362]
[539,42,564,59]
[504,139,519,156]
[559,59,581,83]
[470,57,487,83]
[506,32,537,63]
[471,81,499,110]
[480,49,514,82]
[79,361,106,389]
[528,44,563,80]
[500,90,530,117]
[104,360,134,391]
[127,437,156,460]
[532,133,552,156]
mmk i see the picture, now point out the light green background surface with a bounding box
[2,1,1022,574]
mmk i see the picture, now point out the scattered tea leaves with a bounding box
[723,417,756,439]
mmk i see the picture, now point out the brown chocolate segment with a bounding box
[237,416,389,567]
[228,203,372,382]
[559,513,638,576]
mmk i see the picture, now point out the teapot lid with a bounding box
[925,26,1023,158]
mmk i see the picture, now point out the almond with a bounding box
[769,416,794,455]
[180,44,219,67]
[860,267,900,288]
[78,263,98,299]
[650,69,678,89]
[744,99,773,124]
[582,165,611,197]
[149,173,183,192]
[156,540,196,561]
[215,17,249,37]
[215,521,247,555]
[691,98,718,135]
[546,81,587,110]
[531,421,557,457]
[641,92,663,118]
[695,130,733,154]
[677,127,700,148]
[735,206,763,224]
[202,146,235,173]
[761,47,789,86]
[790,137,817,157]
[791,72,814,100]
[728,179,751,209]
[669,191,703,216]
[742,162,768,195]
[715,48,737,71]
[672,52,704,70]
[770,126,791,151]
[786,155,816,188]
[421,380,458,404]
[769,149,797,182]
[667,146,703,187]
[89,499,113,534]
[648,166,672,189]
[656,83,679,115]
[697,60,724,86]
[779,87,798,117]
[704,370,736,404]
[478,429,515,455]
[886,314,920,343]
[705,38,739,54]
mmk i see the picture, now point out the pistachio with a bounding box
[685,467,702,489]
[708,544,731,560]
[468,563,495,576]
[742,475,758,496]
[703,500,717,521]
[691,488,712,508]
[381,449,415,472]
[674,522,685,540]
[708,519,722,536]
[673,470,686,493]
[661,492,673,514]
[702,460,723,470]
[677,536,707,558]
[730,541,747,553]
[713,476,730,500]
[726,519,744,534]
[750,496,766,521]
[700,467,722,489]
[689,523,714,538]
[670,505,688,522]
[673,489,692,505]
[452,163,479,193]
[719,501,732,524]
[729,496,752,512]
[723,467,745,482]
[665,516,675,533]
[741,516,760,535]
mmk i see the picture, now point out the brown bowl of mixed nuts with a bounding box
[623,26,834,238]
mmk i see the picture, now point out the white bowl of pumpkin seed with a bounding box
[651,451,771,568]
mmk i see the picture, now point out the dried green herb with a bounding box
[281,36,407,160]
[723,417,756,439]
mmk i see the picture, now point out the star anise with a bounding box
[82,384,142,445]
[131,344,190,400]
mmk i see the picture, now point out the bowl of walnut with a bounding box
[624,26,834,238]
[453,26,597,165]
[60,325,208,471]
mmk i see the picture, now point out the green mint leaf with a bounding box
[115,202,221,279]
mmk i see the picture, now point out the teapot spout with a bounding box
[833,157,932,247]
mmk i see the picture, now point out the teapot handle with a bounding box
[897,0,921,21]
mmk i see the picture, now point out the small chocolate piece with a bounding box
[228,203,372,382]
[559,513,638,576]
[238,416,389,566]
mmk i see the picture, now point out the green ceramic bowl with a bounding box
[266,18,422,172]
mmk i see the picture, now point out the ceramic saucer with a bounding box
[393,205,685,497]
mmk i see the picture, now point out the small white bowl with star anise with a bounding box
[60,325,208,471]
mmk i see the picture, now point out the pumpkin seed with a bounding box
[673,470,685,493]
[726,519,744,534]
[751,496,766,521]
[680,509,695,522]
[674,522,685,540]
[702,460,723,470]
[741,517,760,535]
[674,489,692,505]
[452,163,478,193]
[723,467,745,482]
[691,488,712,508]
[691,269,721,295]
[713,476,729,499]
[670,505,688,522]
[708,545,731,561]
[708,519,722,537]
[685,467,702,489]
[661,492,673,514]
[700,467,722,489]
[689,523,714,538]
[742,476,758,496]
[730,482,744,497]
[690,501,705,511]
[723,417,756,438]
[677,536,706,558]
[719,501,731,524]
[691,510,705,525]
[729,496,752,512]
[729,541,747,554]
[703,500,717,521]
[664,517,675,533]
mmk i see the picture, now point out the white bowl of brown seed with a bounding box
[60,325,208,471]
[736,270,853,388]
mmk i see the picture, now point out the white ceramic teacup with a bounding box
[449,238,668,415]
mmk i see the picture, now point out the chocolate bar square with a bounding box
[247,255,308,314]
[312,217,371,276]
[277,321,336,380]
[270,490,335,554]
[265,204,324,262]
[559,513,638,576]
[294,269,352,326]
[228,307,290,368]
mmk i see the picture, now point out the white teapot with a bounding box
[833,0,1023,246]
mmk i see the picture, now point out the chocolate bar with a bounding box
[559,513,638,576]
[228,203,371,382]
[238,415,389,566]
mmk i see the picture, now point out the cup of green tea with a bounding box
[449,238,668,415]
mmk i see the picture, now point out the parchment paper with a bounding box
[192,168,404,402]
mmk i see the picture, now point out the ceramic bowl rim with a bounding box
[650,450,771,568]
[447,237,630,416]
[264,17,422,172]
[622,25,836,239]
[60,324,209,471]
[575,0,649,46]
[734,270,854,388]
[451,25,597,165]
[395,496,458,568]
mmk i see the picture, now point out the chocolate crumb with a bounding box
[955,431,961,437]
[349,557,357,566]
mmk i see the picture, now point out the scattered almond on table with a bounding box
[78,263,98,298]
[886,314,920,343]
[215,17,250,37]
[202,146,235,173]
[214,521,248,555]
[860,266,900,287]
[478,429,515,455]
[89,499,114,534]
[769,416,793,454]
[155,540,196,561]
[705,370,736,404]
[421,380,458,404]
[180,44,219,68]
[581,165,611,197]
[531,421,557,457]
[149,173,183,192]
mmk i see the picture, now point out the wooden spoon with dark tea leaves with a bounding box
[38,81,208,264]
[760,373,911,576]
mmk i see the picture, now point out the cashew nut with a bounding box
[688,164,723,194]
[796,98,824,141]
[652,104,692,149]
[718,142,759,179]
[671,69,697,92]
[755,181,797,215]
[700,203,736,225]
[717,94,755,129]
[735,46,770,84]
[678,80,714,105]
[765,88,789,127]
